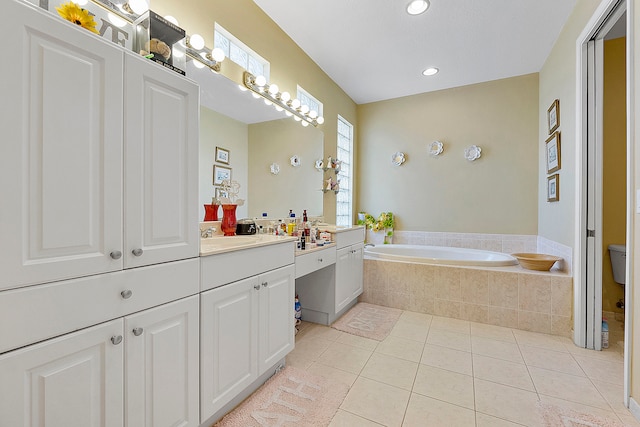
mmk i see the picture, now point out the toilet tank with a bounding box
[608,244,626,285]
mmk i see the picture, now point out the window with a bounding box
[297,86,323,118]
[214,24,269,80]
[336,116,353,227]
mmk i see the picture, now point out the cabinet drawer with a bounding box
[200,242,294,291]
[295,247,336,279]
[0,258,199,354]
[335,228,365,249]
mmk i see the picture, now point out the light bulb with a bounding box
[199,51,209,60]
[300,105,310,114]
[291,99,301,109]
[268,84,279,95]
[238,85,248,92]
[422,67,439,76]
[280,92,291,102]
[128,0,148,15]
[188,34,205,50]
[285,111,293,117]
[406,0,429,15]
[211,48,225,62]
[252,93,261,99]
[164,15,179,26]
[264,99,273,106]
[317,116,325,125]
[193,60,205,69]
[301,120,309,127]
[254,75,267,87]
[275,106,283,112]
[108,13,126,27]
[294,116,301,122]
[309,110,318,119]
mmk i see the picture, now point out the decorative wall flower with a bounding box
[56,2,99,34]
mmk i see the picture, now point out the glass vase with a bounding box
[203,204,219,221]
[221,204,238,236]
[384,227,393,244]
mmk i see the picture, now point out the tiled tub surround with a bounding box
[367,230,573,274]
[361,259,573,337]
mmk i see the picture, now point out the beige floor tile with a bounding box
[616,411,640,426]
[430,316,471,334]
[475,413,525,426]
[471,336,524,364]
[400,310,433,325]
[336,332,379,351]
[512,329,571,352]
[412,364,474,410]
[519,344,585,376]
[291,336,333,359]
[421,343,473,375]
[538,395,622,424]
[317,341,373,374]
[329,409,385,426]
[565,344,625,362]
[360,353,418,391]
[306,361,358,387]
[340,377,410,427]
[426,329,472,352]
[401,393,476,427]
[375,335,425,363]
[473,354,535,391]
[474,379,540,427]
[529,366,611,410]
[300,324,344,342]
[470,322,516,343]
[390,318,430,342]
[285,351,314,369]
[592,379,629,415]
[573,354,625,386]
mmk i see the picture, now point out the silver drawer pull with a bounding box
[121,290,133,299]
[254,284,261,290]
[110,251,122,260]
[111,335,123,345]
[132,327,144,337]
[262,282,268,287]
[132,248,143,257]
[318,258,323,262]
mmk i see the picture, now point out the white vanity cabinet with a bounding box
[0,295,200,427]
[335,242,365,312]
[199,244,295,421]
[0,0,199,291]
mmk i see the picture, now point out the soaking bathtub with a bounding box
[364,244,518,267]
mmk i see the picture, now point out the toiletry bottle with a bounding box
[300,234,305,250]
[602,318,609,348]
[303,210,310,241]
[288,209,293,218]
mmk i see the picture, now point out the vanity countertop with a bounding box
[200,234,297,256]
[295,242,336,256]
[317,225,365,233]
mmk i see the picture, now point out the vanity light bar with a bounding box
[185,38,223,73]
[242,71,320,127]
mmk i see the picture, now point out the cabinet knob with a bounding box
[110,251,122,260]
[254,284,261,290]
[262,282,268,287]
[318,258,323,263]
[132,248,144,257]
[132,327,144,337]
[111,335,123,345]
[121,290,133,299]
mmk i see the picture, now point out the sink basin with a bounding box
[201,236,260,250]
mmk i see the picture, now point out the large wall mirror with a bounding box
[189,63,324,221]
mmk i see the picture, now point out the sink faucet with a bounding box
[201,227,217,238]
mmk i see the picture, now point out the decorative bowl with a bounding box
[511,253,562,271]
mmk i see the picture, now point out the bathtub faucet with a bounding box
[364,243,375,248]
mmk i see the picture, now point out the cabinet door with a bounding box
[200,277,259,420]
[124,55,199,269]
[0,0,124,291]
[335,246,352,312]
[0,319,124,427]
[349,243,364,300]
[258,265,295,374]
[125,295,199,427]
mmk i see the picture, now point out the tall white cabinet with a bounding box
[0,2,200,426]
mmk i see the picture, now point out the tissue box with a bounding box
[134,10,186,75]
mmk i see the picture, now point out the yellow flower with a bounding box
[56,2,99,34]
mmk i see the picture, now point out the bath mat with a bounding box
[214,366,349,427]
[537,402,626,427]
[331,302,402,341]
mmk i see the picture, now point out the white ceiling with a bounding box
[252,0,578,104]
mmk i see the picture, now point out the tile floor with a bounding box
[286,308,638,427]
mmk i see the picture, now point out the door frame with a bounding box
[574,0,634,406]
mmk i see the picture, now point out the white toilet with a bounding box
[608,244,626,285]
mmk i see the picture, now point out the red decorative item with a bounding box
[221,204,238,236]
[203,204,219,221]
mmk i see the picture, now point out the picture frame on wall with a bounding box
[215,146,230,164]
[547,99,560,134]
[213,165,232,185]
[546,132,561,173]
[215,186,229,200]
[547,174,560,202]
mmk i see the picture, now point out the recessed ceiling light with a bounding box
[407,0,430,15]
[422,67,439,76]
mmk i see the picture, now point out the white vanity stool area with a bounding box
[295,226,365,325]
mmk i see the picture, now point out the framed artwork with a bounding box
[547,99,560,134]
[215,146,230,164]
[215,186,229,200]
[213,165,232,185]
[546,132,561,173]
[547,174,559,202]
